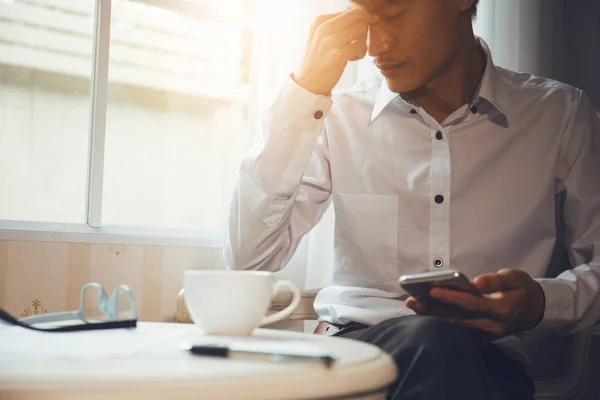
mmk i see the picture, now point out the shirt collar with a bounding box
[370,37,511,123]
[370,77,400,123]
[477,38,511,120]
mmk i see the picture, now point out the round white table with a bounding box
[0,322,397,399]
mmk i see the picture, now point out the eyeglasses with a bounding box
[0,283,137,332]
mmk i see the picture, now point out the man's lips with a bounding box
[376,63,404,77]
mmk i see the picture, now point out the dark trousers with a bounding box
[334,315,535,400]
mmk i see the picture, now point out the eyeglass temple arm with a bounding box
[113,285,137,320]
[102,285,137,321]
[19,283,96,324]
[19,310,82,325]
[18,283,137,324]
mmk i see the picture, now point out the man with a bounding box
[225,0,600,398]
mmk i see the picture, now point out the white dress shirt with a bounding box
[225,40,600,360]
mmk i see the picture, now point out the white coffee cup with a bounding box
[184,270,301,336]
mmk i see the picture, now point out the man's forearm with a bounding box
[224,78,333,272]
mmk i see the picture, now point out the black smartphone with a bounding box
[398,270,479,300]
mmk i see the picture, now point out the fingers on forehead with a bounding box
[318,9,372,34]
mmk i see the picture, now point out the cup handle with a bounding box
[259,280,301,327]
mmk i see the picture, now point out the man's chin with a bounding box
[384,76,418,94]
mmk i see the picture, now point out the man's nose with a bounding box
[367,25,394,57]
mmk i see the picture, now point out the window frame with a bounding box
[0,0,240,248]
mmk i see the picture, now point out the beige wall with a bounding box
[0,240,225,322]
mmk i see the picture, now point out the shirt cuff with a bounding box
[531,278,574,331]
[269,76,334,134]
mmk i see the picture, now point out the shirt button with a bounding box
[470,106,478,114]
[434,258,444,268]
[410,109,417,114]
[435,131,443,140]
[314,110,324,119]
[434,195,445,204]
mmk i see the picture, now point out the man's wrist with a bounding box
[291,72,332,96]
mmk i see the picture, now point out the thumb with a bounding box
[473,273,504,294]
[474,269,523,294]
[495,268,525,290]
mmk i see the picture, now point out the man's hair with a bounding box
[471,0,480,19]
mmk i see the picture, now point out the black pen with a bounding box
[185,343,336,369]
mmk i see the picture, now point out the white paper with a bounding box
[0,325,187,363]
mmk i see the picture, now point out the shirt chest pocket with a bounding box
[333,193,399,284]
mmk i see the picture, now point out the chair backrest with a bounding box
[545,190,571,278]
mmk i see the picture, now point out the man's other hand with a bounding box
[294,9,378,96]
[405,269,546,344]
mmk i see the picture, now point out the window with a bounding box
[102,0,250,230]
[0,0,95,223]
[0,0,254,240]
